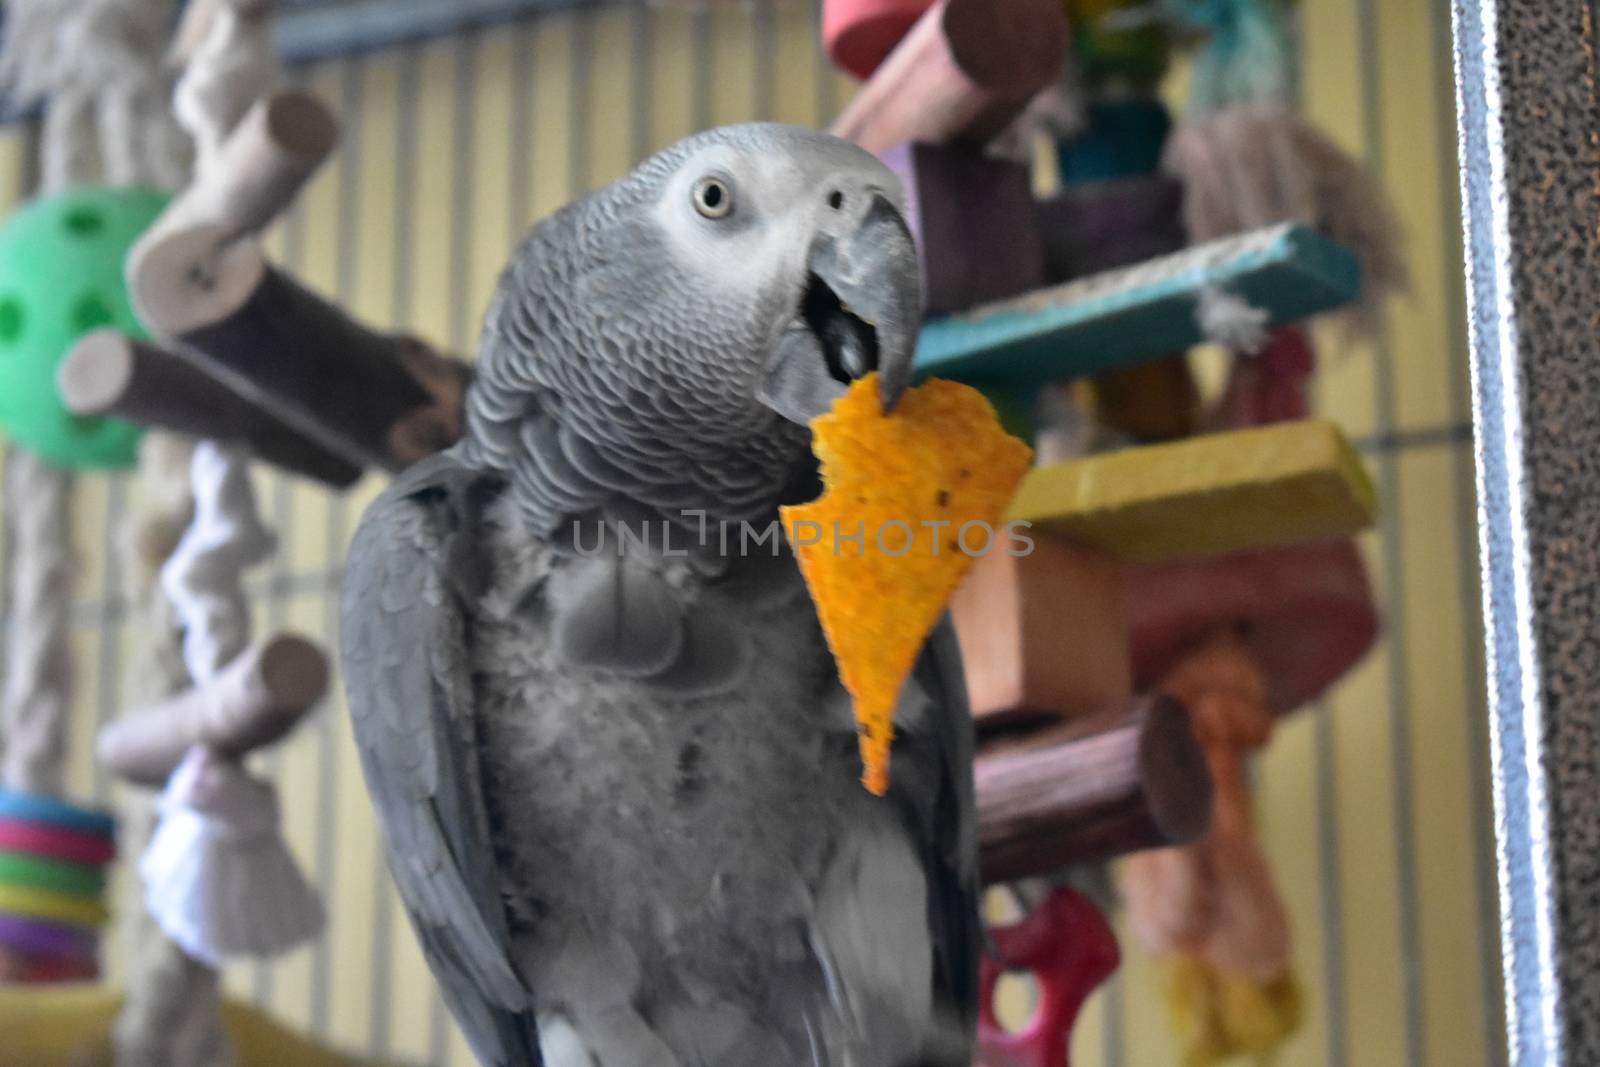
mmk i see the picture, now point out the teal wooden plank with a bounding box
[913,223,1362,385]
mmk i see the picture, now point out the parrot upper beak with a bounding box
[759,193,920,425]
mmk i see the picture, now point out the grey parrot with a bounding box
[341,123,980,1067]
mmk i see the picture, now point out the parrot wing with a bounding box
[341,453,543,1067]
[882,616,982,1045]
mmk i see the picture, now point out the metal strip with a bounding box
[254,102,314,1007]
[89,474,126,805]
[1314,701,1349,1067]
[630,5,654,163]
[1102,967,1124,1067]
[692,8,713,134]
[307,50,366,1041]
[570,10,594,197]
[266,472,293,692]
[448,32,479,356]
[509,16,536,234]
[1430,0,1508,1058]
[426,30,482,1064]
[1452,1,1600,1063]
[26,413,1477,641]
[369,41,423,1059]
[277,0,604,65]
[753,0,775,123]
[813,0,838,127]
[1355,1,1427,1060]
[1350,423,1474,453]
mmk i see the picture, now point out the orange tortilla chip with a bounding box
[781,373,1033,794]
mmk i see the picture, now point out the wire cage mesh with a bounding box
[0,1,1503,1064]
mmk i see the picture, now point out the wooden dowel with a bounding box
[142,90,338,248]
[129,223,468,472]
[97,634,329,788]
[976,695,1212,884]
[830,0,1069,152]
[59,329,362,488]
[208,91,338,241]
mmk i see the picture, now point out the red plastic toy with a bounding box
[978,887,1121,1067]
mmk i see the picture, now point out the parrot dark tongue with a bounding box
[760,193,920,425]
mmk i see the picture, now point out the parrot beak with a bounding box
[759,193,920,424]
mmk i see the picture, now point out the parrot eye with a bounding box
[692,177,734,219]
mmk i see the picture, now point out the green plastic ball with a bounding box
[0,186,169,469]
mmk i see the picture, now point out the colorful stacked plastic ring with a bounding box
[6,953,100,983]
[0,884,109,928]
[0,793,113,984]
[0,913,97,958]
[0,790,116,836]
[0,852,106,896]
[0,820,116,866]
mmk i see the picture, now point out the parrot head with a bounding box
[616,121,921,422]
[647,125,922,424]
[470,123,922,529]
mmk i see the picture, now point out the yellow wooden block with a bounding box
[1006,420,1377,563]
[0,984,398,1067]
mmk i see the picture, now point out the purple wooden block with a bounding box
[879,142,1045,316]
[1036,174,1187,282]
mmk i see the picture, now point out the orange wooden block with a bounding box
[950,535,1131,724]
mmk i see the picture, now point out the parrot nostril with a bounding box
[827,190,845,210]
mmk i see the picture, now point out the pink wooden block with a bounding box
[823,0,934,80]
[1126,539,1380,715]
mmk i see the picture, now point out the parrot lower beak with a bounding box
[759,193,920,424]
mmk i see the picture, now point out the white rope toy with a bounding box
[144,440,325,964]
[142,745,323,966]
[0,0,115,803]
[0,451,73,797]
[174,0,282,172]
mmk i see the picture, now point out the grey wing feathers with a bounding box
[900,618,983,1032]
[341,454,543,1067]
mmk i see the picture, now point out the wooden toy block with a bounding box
[1005,419,1378,564]
[913,223,1362,385]
[1036,177,1199,443]
[1088,355,1200,442]
[823,0,934,80]
[1036,174,1187,282]
[1053,99,1173,184]
[949,535,1130,724]
[1128,539,1379,715]
[976,694,1213,883]
[58,330,362,489]
[879,142,1044,315]
[830,0,1070,153]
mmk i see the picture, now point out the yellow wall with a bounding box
[0,0,1500,1064]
